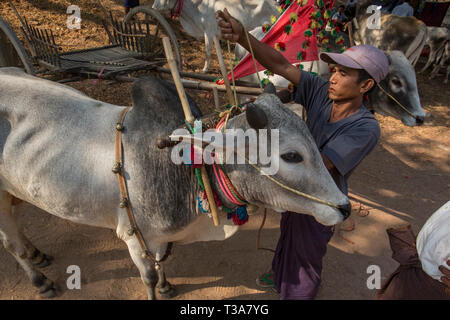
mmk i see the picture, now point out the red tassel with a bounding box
[232,213,248,226]
[190,145,203,168]
[212,191,222,208]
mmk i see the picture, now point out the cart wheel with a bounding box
[0,16,35,75]
[124,6,182,72]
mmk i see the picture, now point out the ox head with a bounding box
[173,85,351,226]
[370,51,426,126]
[227,87,350,225]
[152,0,177,11]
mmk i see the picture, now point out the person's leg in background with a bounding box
[124,0,140,15]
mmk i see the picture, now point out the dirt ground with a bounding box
[0,0,449,300]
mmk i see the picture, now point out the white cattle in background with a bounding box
[152,0,279,73]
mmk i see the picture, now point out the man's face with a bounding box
[328,65,365,102]
[338,7,344,13]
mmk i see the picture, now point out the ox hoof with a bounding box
[32,251,54,268]
[40,288,57,299]
[35,254,54,268]
[158,282,176,299]
[38,279,57,298]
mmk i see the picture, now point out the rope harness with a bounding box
[113,107,171,269]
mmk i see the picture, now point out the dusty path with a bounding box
[0,0,449,300]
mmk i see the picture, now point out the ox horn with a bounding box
[246,103,268,129]
[263,82,276,94]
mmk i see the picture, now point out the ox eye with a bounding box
[281,151,303,163]
[391,78,402,87]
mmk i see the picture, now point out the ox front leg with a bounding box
[124,237,159,299]
[0,192,56,298]
[155,243,176,299]
[20,233,54,268]
[202,33,212,73]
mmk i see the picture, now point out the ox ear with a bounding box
[276,89,292,103]
[263,82,276,94]
[246,103,268,129]
[385,52,392,65]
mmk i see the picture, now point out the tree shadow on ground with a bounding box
[349,128,449,228]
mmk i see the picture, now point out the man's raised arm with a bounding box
[216,8,301,85]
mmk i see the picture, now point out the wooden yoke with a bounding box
[162,37,220,227]
[162,37,194,124]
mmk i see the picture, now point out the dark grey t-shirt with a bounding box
[294,71,380,195]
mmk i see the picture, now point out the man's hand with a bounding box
[439,259,450,287]
[215,8,244,43]
[216,8,300,85]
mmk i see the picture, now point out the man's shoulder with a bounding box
[293,71,330,112]
[295,70,330,98]
[353,108,381,137]
[337,107,380,136]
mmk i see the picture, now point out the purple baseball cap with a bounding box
[320,45,389,83]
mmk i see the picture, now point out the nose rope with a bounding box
[242,156,341,209]
[242,25,263,89]
[375,83,421,121]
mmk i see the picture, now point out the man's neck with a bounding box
[329,98,363,123]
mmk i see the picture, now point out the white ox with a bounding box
[152,0,279,73]
[0,67,350,299]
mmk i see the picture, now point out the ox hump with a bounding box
[130,77,202,120]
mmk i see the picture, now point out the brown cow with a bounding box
[352,0,427,66]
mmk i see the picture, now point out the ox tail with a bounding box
[406,23,427,66]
